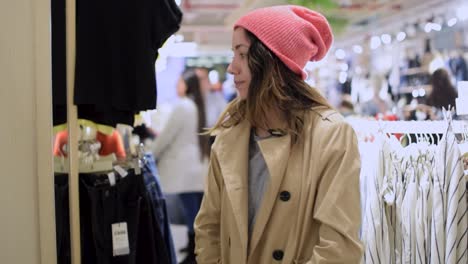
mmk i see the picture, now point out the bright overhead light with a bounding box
[381,34,392,44]
[432,23,442,31]
[418,88,426,97]
[175,0,182,6]
[370,36,381,50]
[457,5,468,21]
[397,31,406,42]
[425,23,433,33]
[339,72,348,84]
[425,22,442,33]
[335,49,346,60]
[412,89,419,98]
[353,45,363,54]
[448,18,458,27]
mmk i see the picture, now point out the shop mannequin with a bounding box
[53,124,126,160]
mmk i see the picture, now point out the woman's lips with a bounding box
[234,81,245,87]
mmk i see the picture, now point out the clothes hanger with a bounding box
[54,154,116,174]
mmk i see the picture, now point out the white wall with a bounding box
[0,0,56,263]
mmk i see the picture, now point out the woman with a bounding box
[152,69,210,264]
[425,68,458,118]
[194,5,363,264]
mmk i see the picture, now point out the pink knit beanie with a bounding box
[234,5,333,79]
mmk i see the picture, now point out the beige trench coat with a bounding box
[194,107,363,264]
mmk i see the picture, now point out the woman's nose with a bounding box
[227,62,237,75]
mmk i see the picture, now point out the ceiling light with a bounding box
[397,32,406,42]
[432,23,442,31]
[448,18,458,27]
[381,34,392,45]
[353,45,363,54]
[335,49,346,60]
[370,36,381,50]
[339,72,348,84]
[418,88,426,97]
[425,23,433,33]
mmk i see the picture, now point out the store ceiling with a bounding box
[176,0,457,52]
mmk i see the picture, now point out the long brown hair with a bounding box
[426,68,457,109]
[182,69,210,160]
[208,30,332,141]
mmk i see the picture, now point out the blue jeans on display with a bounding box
[178,192,204,234]
[143,153,177,264]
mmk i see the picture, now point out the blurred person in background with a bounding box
[338,96,356,118]
[360,74,393,118]
[151,69,210,264]
[418,68,458,120]
[195,67,227,128]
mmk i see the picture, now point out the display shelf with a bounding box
[398,85,432,94]
[401,67,428,76]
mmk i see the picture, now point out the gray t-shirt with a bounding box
[248,130,271,241]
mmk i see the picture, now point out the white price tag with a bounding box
[133,159,141,175]
[114,165,128,178]
[111,222,130,256]
[107,172,116,186]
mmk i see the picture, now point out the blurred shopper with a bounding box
[151,69,210,264]
[338,96,356,118]
[361,74,393,117]
[418,68,458,120]
[195,68,227,128]
[195,5,362,264]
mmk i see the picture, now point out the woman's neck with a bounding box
[254,108,287,138]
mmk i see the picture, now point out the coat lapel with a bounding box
[248,134,291,256]
[215,119,251,258]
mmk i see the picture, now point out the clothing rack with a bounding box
[348,120,468,134]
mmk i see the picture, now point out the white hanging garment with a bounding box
[381,143,399,264]
[394,160,405,264]
[401,156,418,264]
[431,135,448,264]
[415,157,434,264]
[442,130,468,264]
[362,138,387,264]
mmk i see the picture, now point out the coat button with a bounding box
[272,250,284,260]
[279,191,291,201]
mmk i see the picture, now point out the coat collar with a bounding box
[215,119,250,260]
[214,118,292,260]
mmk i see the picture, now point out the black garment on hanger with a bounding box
[51,0,182,127]
[73,0,182,123]
[51,0,67,126]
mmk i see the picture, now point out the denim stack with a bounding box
[54,159,176,264]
